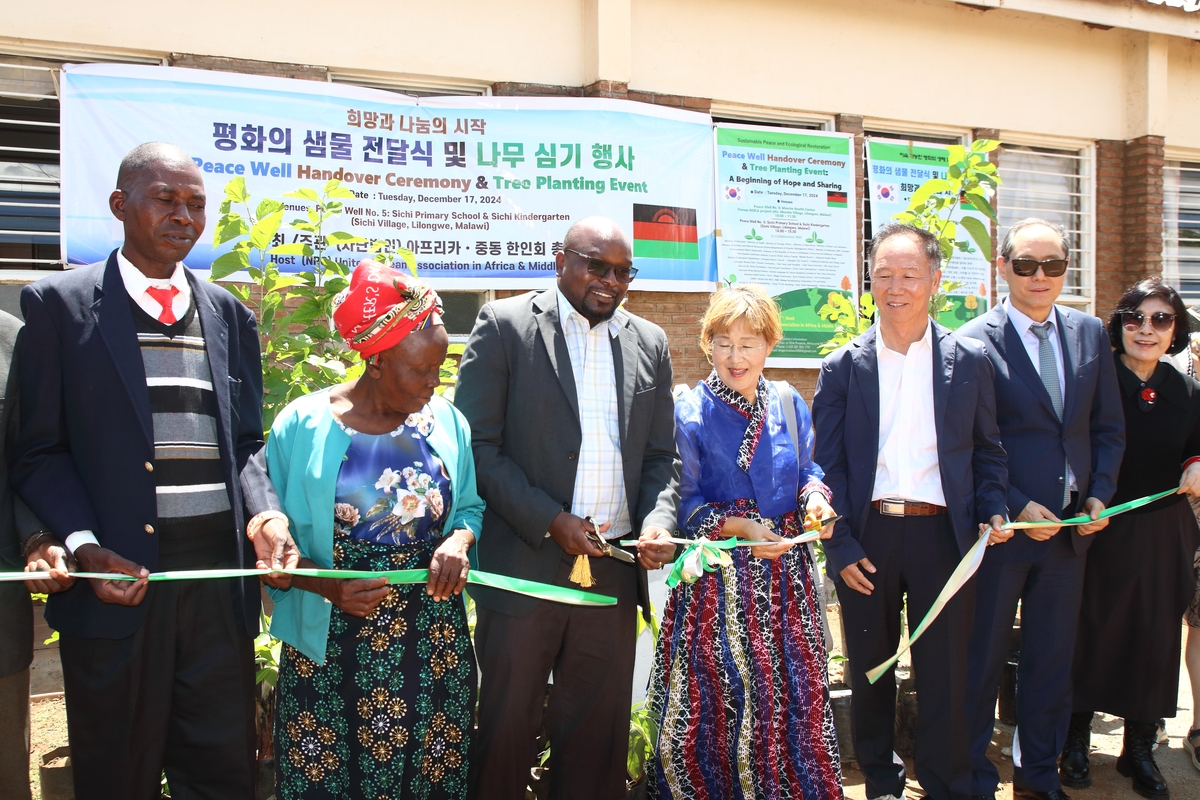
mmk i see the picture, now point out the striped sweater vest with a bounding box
[130,295,236,569]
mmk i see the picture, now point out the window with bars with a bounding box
[995,144,1094,312]
[1163,160,1200,304]
[0,60,61,270]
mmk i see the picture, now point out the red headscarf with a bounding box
[332,260,442,357]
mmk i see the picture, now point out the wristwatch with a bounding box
[20,530,57,559]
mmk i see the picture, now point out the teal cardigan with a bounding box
[265,388,485,664]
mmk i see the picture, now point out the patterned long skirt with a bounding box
[647,510,843,800]
[275,530,476,800]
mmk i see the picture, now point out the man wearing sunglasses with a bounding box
[958,218,1125,800]
[456,216,680,800]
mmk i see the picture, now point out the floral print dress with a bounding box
[276,408,476,800]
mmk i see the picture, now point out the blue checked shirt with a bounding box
[556,289,631,539]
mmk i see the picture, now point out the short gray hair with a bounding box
[867,222,941,275]
[115,142,197,191]
[999,218,1070,260]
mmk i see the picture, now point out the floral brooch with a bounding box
[1139,385,1157,411]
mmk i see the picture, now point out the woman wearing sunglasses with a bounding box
[1065,278,1200,799]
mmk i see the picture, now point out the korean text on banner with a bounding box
[60,64,717,291]
[714,125,857,368]
[865,138,991,330]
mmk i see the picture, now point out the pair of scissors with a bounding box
[583,516,636,564]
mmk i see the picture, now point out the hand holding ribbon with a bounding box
[865,488,1179,684]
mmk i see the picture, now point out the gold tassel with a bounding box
[568,554,595,587]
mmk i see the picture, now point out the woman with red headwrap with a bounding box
[262,261,485,800]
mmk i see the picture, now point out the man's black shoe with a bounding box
[1117,720,1170,799]
[1059,716,1092,789]
[1012,789,1072,800]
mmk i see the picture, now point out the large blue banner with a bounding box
[61,64,716,290]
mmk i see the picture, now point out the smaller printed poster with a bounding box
[866,139,991,329]
[714,125,857,368]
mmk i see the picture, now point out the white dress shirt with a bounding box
[117,249,192,322]
[557,289,631,539]
[1004,299,1077,491]
[64,252,195,554]
[872,323,946,506]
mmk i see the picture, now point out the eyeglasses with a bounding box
[712,342,767,358]
[563,248,638,283]
[1119,310,1176,333]
[1007,257,1070,278]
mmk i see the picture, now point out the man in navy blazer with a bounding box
[814,223,1010,800]
[958,218,1124,800]
[10,143,299,800]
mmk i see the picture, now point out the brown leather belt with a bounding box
[872,499,947,517]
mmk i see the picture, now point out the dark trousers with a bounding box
[470,554,638,800]
[59,579,256,800]
[838,510,975,800]
[0,667,31,800]
[965,525,1086,794]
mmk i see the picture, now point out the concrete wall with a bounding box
[5,0,1200,146]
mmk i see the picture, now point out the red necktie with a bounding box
[145,286,180,324]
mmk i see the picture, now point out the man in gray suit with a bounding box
[456,216,680,800]
[0,309,72,800]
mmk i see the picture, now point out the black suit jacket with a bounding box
[957,303,1125,559]
[454,290,681,618]
[0,311,44,677]
[813,321,1009,578]
[11,251,278,638]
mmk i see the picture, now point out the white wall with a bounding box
[3,0,1200,147]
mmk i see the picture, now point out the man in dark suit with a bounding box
[958,218,1124,800]
[10,142,298,800]
[0,309,72,800]
[814,222,1010,800]
[455,216,680,800]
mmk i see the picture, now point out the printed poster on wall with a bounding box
[866,138,991,328]
[60,63,717,290]
[713,124,857,368]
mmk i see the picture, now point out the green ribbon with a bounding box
[866,488,1181,684]
[8,567,616,607]
[1001,488,1177,529]
[664,537,736,589]
[660,530,824,589]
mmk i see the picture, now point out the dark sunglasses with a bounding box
[1007,257,1070,278]
[563,248,638,283]
[1119,310,1176,333]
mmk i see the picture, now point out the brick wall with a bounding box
[1094,139,1126,321]
[1122,134,1166,294]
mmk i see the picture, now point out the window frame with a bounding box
[995,134,1096,315]
[1163,147,1200,306]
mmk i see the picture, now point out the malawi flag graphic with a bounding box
[632,204,699,260]
[827,190,848,208]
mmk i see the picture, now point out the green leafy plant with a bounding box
[208,176,418,432]
[252,611,282,764]
[929,278,965,318]
[744,228,763,241]
[627,700,659,786]
[891,138,1001,266]
[818,291,877,354]
[816,140,1000,349]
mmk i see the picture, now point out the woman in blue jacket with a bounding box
[265,261,484,800]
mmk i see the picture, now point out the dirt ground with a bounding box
[29,696,68,800]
